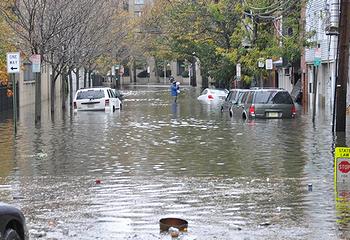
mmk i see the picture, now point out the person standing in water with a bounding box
[170,78,180,103]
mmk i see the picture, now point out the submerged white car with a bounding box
[197,88,229,104]
[73,87,122,112]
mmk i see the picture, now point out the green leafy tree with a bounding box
[141,0,306,88]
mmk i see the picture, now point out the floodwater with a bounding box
[0,86,350,240]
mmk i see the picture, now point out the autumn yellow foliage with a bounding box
[0,14,15,92]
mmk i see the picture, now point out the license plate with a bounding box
[87,104,94,108]
[267,112,279,118]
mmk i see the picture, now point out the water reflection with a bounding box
[0,86,350,239]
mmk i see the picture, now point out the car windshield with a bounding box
[76,90,105,100]
[254,91,293,104]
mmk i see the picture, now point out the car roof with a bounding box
[250,88,288,92]
[229,89,250,92]
[207,88,228,93]
[77,87,111,92]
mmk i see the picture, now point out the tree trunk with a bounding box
[202,70,209,89]
[84,68,87,88]
[50,73,55,113]
[75,69,80,91]
[69,68,73,106]
[88,70,92,87]
[61,69,66,109]
[133,60,137,83]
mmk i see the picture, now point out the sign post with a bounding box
[7,52,20,134]
[258,58,265,87]
[236,63,241,88]
[265,59,273,88]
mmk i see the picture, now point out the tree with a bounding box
[140,0,306,88]
[0,0,128,118]
[0,14,15,95]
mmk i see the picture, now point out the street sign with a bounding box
[265,59,273,70]
[7,52,20,73]
[236,63,241,78]
[314,58,321,66]
[314,48,321,66]
[258,60,264,68]
[111,66,115,76]
[335,147,350,224]
[30,54,41,73]
[335,147,350,187]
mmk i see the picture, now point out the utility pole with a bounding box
[336,0,350,132]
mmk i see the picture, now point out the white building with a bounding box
[304,0,339,115]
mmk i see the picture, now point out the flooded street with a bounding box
[0,86,349,239]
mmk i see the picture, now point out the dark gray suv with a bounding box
[230,89,296,119]
[220,89,249,113]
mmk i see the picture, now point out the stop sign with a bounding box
[339,161,350,173]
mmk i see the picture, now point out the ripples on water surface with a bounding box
[0,86,349,239]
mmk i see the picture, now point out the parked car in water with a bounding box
[197,88,229,104]
[220,89,249,112]
[0,203,29,240]
[73,87,122,112]
[230,88,296,119]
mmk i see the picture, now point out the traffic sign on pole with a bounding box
[30,54,41,73]
[314,48,321,66]
[7,52,20,73]
[335,147,350,186]
[265,59,273,70]
[236,63,241,78]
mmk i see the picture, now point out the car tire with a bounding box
[220,106,223,112]
[113,106,115,112]
[242,112,247,120]
[4,229,21,240]
[120,104,122,110]
[229,107,233,117]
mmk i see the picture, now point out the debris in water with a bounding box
[308,183,313,192]
[259,222,271,226]
[95,179,101,184]
[29,229,47,238]
[169,227,180,238]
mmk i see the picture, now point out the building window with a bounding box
[135,0,144,4]
[23,63,34,81]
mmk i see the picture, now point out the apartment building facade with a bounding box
[303,0,340,115]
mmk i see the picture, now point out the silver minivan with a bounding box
[231,89,296,119]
